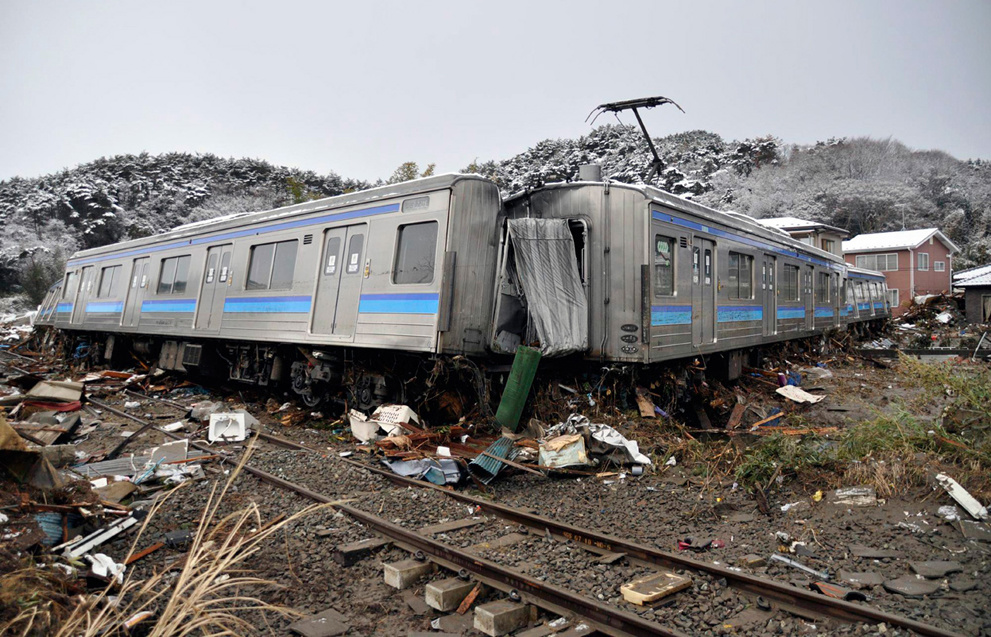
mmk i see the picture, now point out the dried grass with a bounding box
[4,440,327,637]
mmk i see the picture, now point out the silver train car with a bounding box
[35,173,889,405]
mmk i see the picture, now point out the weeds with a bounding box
[735,433,833,491]
[2,440,327,637]
[898,354,991,417]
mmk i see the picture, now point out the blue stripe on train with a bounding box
[56,302,73,313]
[142,299,197,313]
[86,301,123,313]
[841,305,852,316]
[873,302,885,310]
[651,305,692,326]
[67,203,401,267]
[778,306,805,320]
[359,293,439,314]
[717,305,762,322]
[651,211,841,270]
[857,303,871,311]
[224,296,312,313]
[814,306,834,318]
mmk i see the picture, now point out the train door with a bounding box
[832,273,841,327]
[804,265,814,330]
[691,238,715,346]
[122,257,150,327]
[195,244,233,331]
[762,255,777,336]
[71,266,95,325]
[311,224,366,337]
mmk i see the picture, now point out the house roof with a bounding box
[954,263,991,287]
[953,263,991,282]
[757,216,850,236]
[841,228,960,254]
[954,272,991,287]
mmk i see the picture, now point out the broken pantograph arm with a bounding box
[586,95,685,183]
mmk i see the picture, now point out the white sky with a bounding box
[1,0,989,183]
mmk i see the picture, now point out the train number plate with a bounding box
[621,345,639,354]
[620,334,638,343]
[621,324,638,333]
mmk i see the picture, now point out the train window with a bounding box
[855,282,866,302]
[204,253,218,284]
[246,244,274,290]
[157,259,177,294]
[345,234,364,275]
[157,256,191,294]
[173,256,191,294]
[815,272,830,303]
[324,237,342,275]
[394,222,438,284]
[653,235,675,296]
[691,248,700,284]
[782,265,800,301]
[63,272,77,298]
[219,252,232,283]
[270,241,298,289]
[97,265,121,298]
[140,262,149,288]
[727,252,753,300]
[247,240,298,290]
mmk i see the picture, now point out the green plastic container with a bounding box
[494,346,542,431]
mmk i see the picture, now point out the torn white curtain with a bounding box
[507,218,588,357]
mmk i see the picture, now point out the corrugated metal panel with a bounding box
[468,437,520,484]
[73,456,146,477]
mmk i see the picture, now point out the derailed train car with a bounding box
[34,173,889,406]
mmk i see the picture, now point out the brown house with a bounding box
[842,228,959,315]
[757,217,848,256]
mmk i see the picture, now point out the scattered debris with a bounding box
[349,404,418,442]
[208,411,252,442]
[935,473,988,520]
[882,575,941,598]
[769,554,830,580]
[775,385,825,404]
[620,571,693,605]
[833,486,878,507]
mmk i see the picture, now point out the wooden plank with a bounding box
[726,402,746,430]
[635,387,656,418]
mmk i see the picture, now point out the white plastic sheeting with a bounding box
[544,414,651,465]
[508,218,588,357]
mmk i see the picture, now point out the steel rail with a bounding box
[247,434,960,637]
[239,460,684,637]
[337,458,960,637]
[84,414,958,636]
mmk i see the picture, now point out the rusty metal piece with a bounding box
[456,582,482,615]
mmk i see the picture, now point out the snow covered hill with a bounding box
[1,128,988,308]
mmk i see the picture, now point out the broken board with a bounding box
[620,571,692,605]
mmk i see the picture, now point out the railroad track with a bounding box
[84,398,961,637]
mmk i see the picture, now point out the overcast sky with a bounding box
[1,0,989,183]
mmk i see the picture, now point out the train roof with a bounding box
[846,265,886,280]
[67,173,494,265]
[509,180,847,267]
